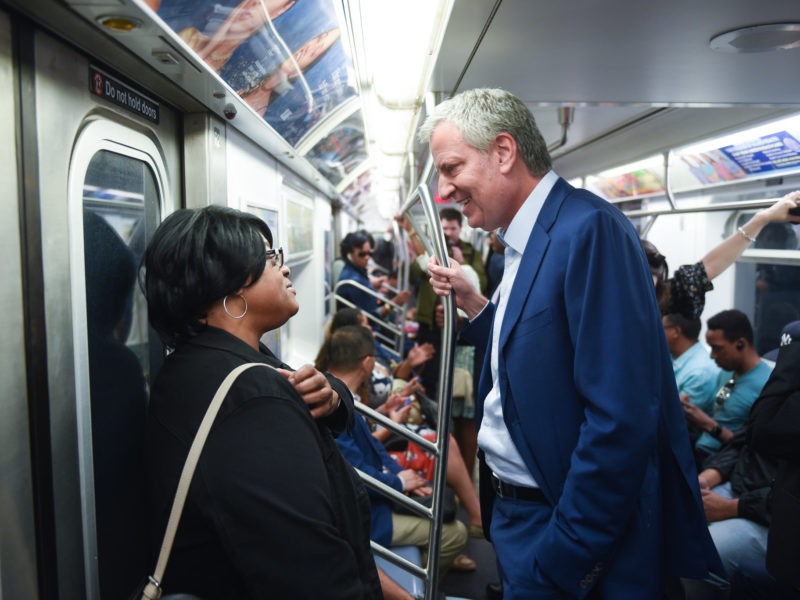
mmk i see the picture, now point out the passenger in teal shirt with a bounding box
[663,313,721,405]
[681,310,772,457]
[694,361,772,455]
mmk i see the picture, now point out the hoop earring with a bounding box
[223,294,247,319]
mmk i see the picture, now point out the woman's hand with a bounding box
[407,343,434,368]
[758,190,800,224]
[278,364,338,419]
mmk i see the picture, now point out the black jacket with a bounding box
[145,326,381,599]
[748,338,800,589]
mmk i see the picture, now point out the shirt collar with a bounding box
[673,341,703,370]
[497,170,559,255]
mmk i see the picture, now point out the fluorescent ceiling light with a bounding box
[358,0,451,106]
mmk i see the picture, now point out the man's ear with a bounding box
[493,132,517,174]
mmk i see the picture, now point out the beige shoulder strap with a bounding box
[142,362,276,599]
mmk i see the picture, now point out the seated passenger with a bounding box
[683,409,778,598]
[746,319,800,597]
[643,190,800,320]
[142,206,381,598]
[663,312,721,450]
[315,307,433,407]
[681,310,772,466]
[327,326,468,575]
[337,231,410,326]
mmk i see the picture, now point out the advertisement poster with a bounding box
[588,169,664,199]
[283,187,314,257]
[721,131,800,175]
[678,150,747,184]
[156,0,356,146]
[305,112,367,186]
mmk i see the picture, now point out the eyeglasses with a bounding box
[265,246,284,268]
[357,250,373,258]
[713,378,736,415]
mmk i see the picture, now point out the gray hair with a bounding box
[418,88,551,177]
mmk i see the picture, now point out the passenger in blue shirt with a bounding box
[681,310,772,461]
[336,231,410,326]
[663,312,721,406]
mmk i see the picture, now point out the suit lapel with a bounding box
[498,178,570,350]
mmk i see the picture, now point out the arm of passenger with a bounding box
[701,191,800,280]
[201,394,374,598]
[335,428,404,493]
[736,487,773,527]
[680,371,717,413]
[534,212,666,595]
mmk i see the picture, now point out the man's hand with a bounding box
[698,468,723,490]
[397,376,424,397]
[278,364,338,419]
[680,395,715,431]
[398,469,429,494]
[427,256,488,320]
[392,289,412,305]
[701,488,739,522]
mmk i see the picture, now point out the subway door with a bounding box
[0,10,38,600]
[31,31,180,599]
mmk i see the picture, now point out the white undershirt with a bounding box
[477,170,558,487]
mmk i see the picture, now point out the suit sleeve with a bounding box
[535,210,666,593]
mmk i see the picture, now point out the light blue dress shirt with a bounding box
[672,342,720,408]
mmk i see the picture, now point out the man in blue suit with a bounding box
[423,88,722,599]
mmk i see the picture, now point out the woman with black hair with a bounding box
[643,192,800,320]
[142,205,381,599]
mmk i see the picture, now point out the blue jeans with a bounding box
[709,482,769,580]
[686,482,769,599]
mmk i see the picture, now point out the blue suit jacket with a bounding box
[336,414,403,547]
[461,178,722,598]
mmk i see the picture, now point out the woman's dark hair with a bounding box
[340,231,371,259]
[641,239,670,314]
[143,205,272,348]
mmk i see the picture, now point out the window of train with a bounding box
[733,211,800,355]
[81,149,161,598]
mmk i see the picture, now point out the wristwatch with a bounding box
[710,423,723,439]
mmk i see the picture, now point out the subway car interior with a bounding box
[2,0,800,598]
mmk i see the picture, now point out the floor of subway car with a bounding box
[439,505,500,600]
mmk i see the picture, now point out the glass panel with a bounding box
[304,111,367,186]
[82,150,161,598]
[736,261,800,356]
[156,0,356,146]
[736,212,800,251]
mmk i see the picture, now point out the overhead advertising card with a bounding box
[156,0,356,146]
[720,131,800,175]
[305,112,367,186]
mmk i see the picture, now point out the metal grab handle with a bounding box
[392,177,456,600]
[333,279,405,359]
